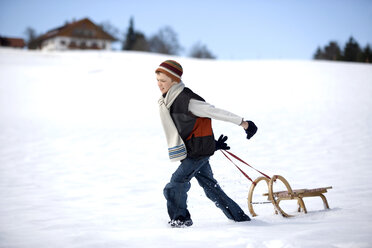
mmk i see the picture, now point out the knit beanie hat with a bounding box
[155,60,183,82]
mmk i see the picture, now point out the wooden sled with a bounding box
[247,175,332,217]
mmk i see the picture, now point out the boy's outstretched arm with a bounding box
[189,99,257,139]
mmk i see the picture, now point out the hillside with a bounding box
[1,48,372,248]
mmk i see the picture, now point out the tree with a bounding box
[122,17,149,52]
[131,32,149,51]
[324,41,341,61]
[314,37,370,63]
[148,26,182,55]
[24,27,39,49]
[361,44,372,63]
[313,46,325,60]
[123,17,136,50]
[99,21,120,40]
[189,42,216,59]
[342,36,362,62]
[313,42,341,60]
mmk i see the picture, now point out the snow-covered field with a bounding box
[1,48,372,248]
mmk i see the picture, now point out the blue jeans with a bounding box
[163,156,250,222]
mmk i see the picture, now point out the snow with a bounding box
[1,48,372,248]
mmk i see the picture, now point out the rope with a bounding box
[220,150,271,184]
[224,150,271,180]
[220,150,255,183]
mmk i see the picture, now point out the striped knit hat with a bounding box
[155,60,183,82]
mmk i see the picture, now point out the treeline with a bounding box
[119,18,216,59]
[314,36,371,63]
[23,17,216,59]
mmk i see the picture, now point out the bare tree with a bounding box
[189,42,216,59]
[149,26,182,55]
[99,21,120,40]
[24,27,39,49]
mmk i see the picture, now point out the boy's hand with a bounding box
[215,135,230,151]
[243,120,257,139]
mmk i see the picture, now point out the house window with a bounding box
[80,41,87,49]
[69,41,78,49]
[60,40,66,45]
[73,28,96,38]
[92,42,99,49]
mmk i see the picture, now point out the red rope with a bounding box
[225,150,271,180]
[220,150,255,184]
[220,150,271,183]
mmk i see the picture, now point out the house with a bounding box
[35,18,116,51]
[0,36,25,48]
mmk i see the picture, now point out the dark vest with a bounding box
[170,87,215,158]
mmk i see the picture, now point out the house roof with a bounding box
[36,18,116,42]
[0,37,25,48]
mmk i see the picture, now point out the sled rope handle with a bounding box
[220,150,255,184]
[220,150,271,184]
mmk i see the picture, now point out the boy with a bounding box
[156,60,257,228]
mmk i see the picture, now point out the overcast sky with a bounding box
[1,0,371,60]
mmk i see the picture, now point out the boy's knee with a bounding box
[163,183,174,199]
[163,182,191,199]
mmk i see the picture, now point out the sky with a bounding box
[0,0,371,60]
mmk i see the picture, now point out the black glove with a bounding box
[215,134,230,151]
[245,120,257,139]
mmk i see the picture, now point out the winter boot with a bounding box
[168,219,193,228]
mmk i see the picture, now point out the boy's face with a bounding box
[156,72,177,94]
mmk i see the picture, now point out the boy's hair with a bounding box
[155,60,183,82]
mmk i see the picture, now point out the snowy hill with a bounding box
[1,48,372,248]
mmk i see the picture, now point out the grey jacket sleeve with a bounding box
[188,99,243,125]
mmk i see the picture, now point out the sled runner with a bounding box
[247,175,332,217]
[220,150,332,218]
